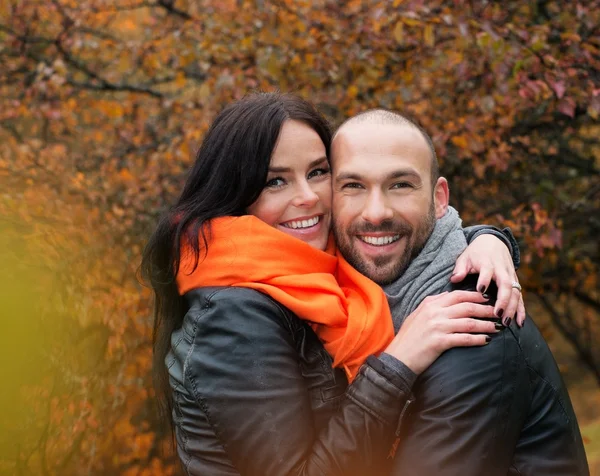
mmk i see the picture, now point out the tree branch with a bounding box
[535,292,600,385]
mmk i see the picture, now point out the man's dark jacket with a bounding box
[390,274,590,476]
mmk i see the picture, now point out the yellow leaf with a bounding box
[197,83,210,99]
[175,72,186,88]
[240,36,253,49]
[266,56,279,77]
[393,0,404,6]
[451,135,468,149]
[348,85,359,98]
[403,18,422,27]
[393,21,404,44]
[106,103,123,118]
[424,24,435,47]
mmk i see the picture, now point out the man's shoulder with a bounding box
[418,331,511,382]
[415,299,523,405]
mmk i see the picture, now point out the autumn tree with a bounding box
[0,0,598,474]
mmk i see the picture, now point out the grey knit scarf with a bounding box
[383,206,466,333]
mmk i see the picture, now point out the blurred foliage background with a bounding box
[0,0,599,474]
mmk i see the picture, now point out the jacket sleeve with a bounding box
[390,279,529,476]
[463,225,521,269]
[183,288,413,476]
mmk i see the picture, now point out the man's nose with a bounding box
[361,190,393,225]
[292,180,319,208]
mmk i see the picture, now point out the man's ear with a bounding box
[433,177,449,219]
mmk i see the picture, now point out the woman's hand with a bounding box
[384,291,500,375]
[451,234,525,327]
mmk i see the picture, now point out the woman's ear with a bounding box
[433,177,449,219]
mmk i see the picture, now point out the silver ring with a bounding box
[511,281,522,292]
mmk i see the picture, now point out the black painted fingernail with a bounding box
[503,316,511,327]
[496,308,504,318]
[485,335,491,344]
[482,293,490,300]
[478,285,487,293]
[494,323,504,331]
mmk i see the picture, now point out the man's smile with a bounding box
[357,234,401,246]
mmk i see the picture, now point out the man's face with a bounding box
[332,123,445,285]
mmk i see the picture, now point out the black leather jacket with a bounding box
[390,275,590,476]
[167,287,415,476]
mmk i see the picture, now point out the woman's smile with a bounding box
[278,213,327,241]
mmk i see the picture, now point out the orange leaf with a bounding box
[451,135,468,149]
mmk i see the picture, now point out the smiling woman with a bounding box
[140,92,518,476]
[247,120,332,251]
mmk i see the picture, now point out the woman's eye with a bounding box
[265,177,286,188]
[308,167,330,179]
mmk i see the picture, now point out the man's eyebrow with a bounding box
[268,156,328,173]
[388,169,422,181]
[335,168,422,182]
[334,172,363,182]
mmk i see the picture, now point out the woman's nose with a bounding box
[292,181,320,208]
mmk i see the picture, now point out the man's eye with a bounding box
[392,182,413,189]
[265,177,285,188]
[308,167,330,179]
[342,182,363,189]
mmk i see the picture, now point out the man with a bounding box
[330,109,589,475]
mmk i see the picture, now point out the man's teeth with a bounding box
[360,235,400,246]
[282,216,320,229]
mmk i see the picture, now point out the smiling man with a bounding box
[331,109,589,476]
[333,115,440,287]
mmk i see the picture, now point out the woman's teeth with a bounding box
[282,216,320,229]
[359,235,400,246]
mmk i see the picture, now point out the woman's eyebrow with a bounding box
[269,156,328,173]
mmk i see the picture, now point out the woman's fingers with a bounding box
[503,287,521,326]
[443,302,497,320]
[450,255,471,283]
[434,290,490,307]
[475,266,494,294]
[516,295,526,327]
[492,270,515,324]
[443,333,492,349]
[445,317,499,334]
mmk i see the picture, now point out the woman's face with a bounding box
[247,120,332,251]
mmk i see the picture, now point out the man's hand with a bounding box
[450,234,525,327]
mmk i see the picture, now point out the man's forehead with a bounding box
[332,122,431,169]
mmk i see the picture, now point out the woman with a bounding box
[142,93,521,476]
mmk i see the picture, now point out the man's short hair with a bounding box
[335,108,440,186]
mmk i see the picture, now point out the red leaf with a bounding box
[549,80,566,99]
[557,97,576,118]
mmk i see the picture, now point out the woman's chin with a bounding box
[277,220,330,251]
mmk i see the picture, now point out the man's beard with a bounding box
[334,202,436,285]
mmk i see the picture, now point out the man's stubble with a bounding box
[334,201,436,286]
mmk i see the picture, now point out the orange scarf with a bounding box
[176,215,394,381]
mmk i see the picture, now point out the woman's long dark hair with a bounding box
[140,92,332,434]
